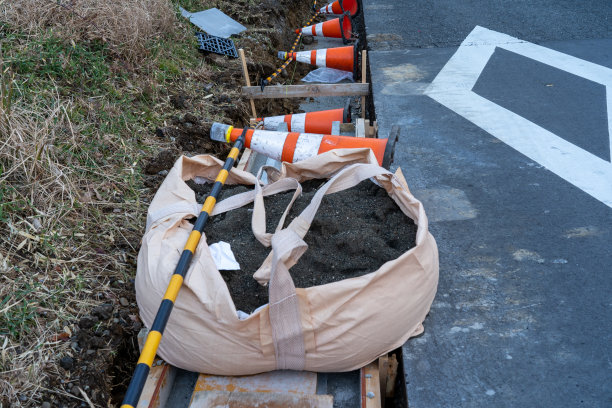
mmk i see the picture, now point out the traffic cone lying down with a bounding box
[211,123,387,166]
[278,45,357,76]
[296,15,353,43]
[257,107,350,134]
[319,0,359,17]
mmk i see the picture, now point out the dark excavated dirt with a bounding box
[187,178,418,313]
[47,281,141,408]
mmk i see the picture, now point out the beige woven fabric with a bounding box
[135,149,439,375]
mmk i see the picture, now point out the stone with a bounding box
[302,35,314,45]
[59,356,73,370]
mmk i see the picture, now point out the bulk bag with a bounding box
[136,148,438,374]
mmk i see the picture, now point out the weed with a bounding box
[0,280,39,341]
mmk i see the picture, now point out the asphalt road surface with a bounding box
[363,0,612,406]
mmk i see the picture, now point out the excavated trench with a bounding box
[104,1,410,407]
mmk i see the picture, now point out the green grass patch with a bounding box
[0,280,40,341]
[7,34,116,97]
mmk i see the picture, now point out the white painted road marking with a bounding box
[425,26,612,208]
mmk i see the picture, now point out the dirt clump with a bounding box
[144,148,179,175]
[189,179,418,313]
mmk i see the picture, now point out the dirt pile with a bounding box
[189,178,418,312]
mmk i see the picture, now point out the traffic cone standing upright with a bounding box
[278,45,358,76]
[296,15,353,43]
[211,123,388,166]
[257,106,351,134]
[319,0,359,17]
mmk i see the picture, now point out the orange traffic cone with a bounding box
[319,0,359,17]
[211,123,388,166]
[278,45,358,76]
[295,15,353,43]
[257,106,350,134]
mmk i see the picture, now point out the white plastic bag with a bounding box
[301,67,354,83]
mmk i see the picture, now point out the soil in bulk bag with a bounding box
[135,148,439,374]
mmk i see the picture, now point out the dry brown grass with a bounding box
[2,0,177,62]
[0,42,154,407]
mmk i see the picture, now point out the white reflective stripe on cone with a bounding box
[290,113,307,133]
[250,130,288,162]
[263,115,285,130]
[326,5,331,13]
[296,51,311,64]
[315,49,327,67]
[315,22,324,37]
[293,133,324,162]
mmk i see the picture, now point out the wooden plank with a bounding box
[137,363,176,408]
[340,123,356,133]
[242,83,369,99]
[190,391,333,408]
[238,48,257,118]
[369,120,378,138]
[236,148,253,171]
[378,356,389,408]
[361,361,382,408]
[385,354,399,399]
[361,50,367,119]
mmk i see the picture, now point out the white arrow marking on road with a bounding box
[425,26,612,208]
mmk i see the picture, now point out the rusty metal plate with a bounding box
[190,390,333,408]
[193,370,318,395]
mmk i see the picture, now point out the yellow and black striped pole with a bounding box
[260,10,320,89]
[120,127,249,408]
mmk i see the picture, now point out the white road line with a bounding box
[426,26,612,208]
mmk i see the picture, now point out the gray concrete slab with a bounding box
[364,0,612,406]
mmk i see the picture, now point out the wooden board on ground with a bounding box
[356,118,378,138]
[242,83,369,99]
[361,360,382,408]
[385,354,399,398]
[236,148,253,171]
[136,363,176,408]
[378,356,389,408]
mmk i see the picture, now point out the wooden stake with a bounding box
[361,50,367,119]
[238,48,257,119]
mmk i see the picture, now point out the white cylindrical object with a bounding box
[295,50,311,64]
[262,115,285,130]
[290,113,307,133]
[250,130,289,162]
[210,123,231,142]
[314,22,324,37]
[293,133,324,162]
[315,49,327,67]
